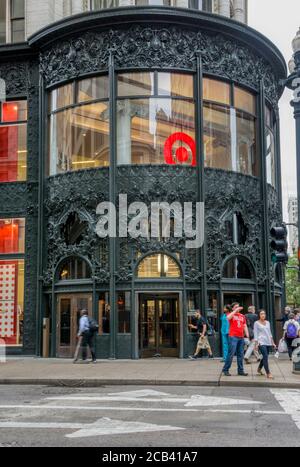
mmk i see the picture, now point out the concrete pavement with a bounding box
[0,356,299,388]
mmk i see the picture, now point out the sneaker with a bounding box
[238,372,249,377]
[223,371,231,377]
[189,356,197,360]
[92,360,97,364]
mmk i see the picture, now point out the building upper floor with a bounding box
[0,0,248,45]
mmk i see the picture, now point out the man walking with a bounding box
[244,306,260,364]
[189,310,214,360]
[223,303,249,377]
[283,313,300,361]
[75,309,97,364]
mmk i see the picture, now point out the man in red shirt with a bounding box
[222,303,250,377]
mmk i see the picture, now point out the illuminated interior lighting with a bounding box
[72,161,96,165]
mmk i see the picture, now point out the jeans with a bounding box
[223,337,245,374]
[81,331,96,361]
[285,337,295,359]
[258,345,270,375]
[222,334,229,361]
[244,339,261,361]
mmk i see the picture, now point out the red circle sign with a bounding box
[164,132,196,166]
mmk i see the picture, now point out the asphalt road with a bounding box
[0,385,299,447]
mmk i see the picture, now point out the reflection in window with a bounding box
[266,106,276,187]
[203,78,230,106]
[223,257,252,280]
[49,102,109,174]
[0,100,27,182]
[77,76,109,103]
[117,72,195,166]
[58,258,91,281]
[208,291,218,333]
[204,103,258,176]
[117,99,195,165]
[0,218,25,254]
[187,291,200,333]
[0,259,24,346]
[61,213,87,246]
[225,212,248,245]
[98,292,110,334]
[118,292,131,334]
[138,254,181,278]
[118,72,155,97]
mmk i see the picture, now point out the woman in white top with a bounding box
[254,310,276,380]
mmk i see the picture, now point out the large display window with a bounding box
[48,73,263,177]
[0,217,25,347]
[203,78,258,177]
[0,100,27,182]
[117,72,196,166]
[48,77,109,175]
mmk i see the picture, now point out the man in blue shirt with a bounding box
[75,309,97,364]
[221,305,231,362]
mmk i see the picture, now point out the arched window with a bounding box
[58,257,91,281]
[137,254,181,278]
[223,257,252,280]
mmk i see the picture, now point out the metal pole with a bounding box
[109,53,117,359]
[293,100,300,281]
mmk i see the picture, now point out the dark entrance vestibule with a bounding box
[139,293,180,358]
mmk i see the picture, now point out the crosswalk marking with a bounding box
[271,389,300,431]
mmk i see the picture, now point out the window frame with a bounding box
[0,216,26,348]
[9,0,25,43]
[0,97,28,183]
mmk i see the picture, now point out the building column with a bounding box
[218,0,231,18]
[71,0,86,15]
[232,0,245,22]
[117,102,132,165]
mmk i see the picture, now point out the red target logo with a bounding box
[164,132,196,166]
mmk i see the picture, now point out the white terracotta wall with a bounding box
[25,0,248,39]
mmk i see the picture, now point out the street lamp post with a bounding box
[285,29,300,283]
[286,28,300,373]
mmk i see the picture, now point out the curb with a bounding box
[0,378,299,389]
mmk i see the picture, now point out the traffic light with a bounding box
[270,225,288,264]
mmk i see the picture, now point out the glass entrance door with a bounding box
[57,294,92,358]
[139,294,180,358]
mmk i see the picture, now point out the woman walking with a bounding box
[254,310,276,380]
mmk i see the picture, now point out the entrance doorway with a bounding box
[223,293,254,312]
[56,294,92,358]
[139,293,180,358]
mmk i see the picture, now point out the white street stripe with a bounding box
[0,404,284,415]
[271,389,300,431]
[45,395,265,407]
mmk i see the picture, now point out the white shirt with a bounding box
[254,321,274,346]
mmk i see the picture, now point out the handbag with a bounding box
[278,338,288,354]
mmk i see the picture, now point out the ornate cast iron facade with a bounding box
[0,8,287,357]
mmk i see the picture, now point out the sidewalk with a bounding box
[0,357,299,388]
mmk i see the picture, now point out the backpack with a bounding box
[88,318,99,334]
[286,321,298,339]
